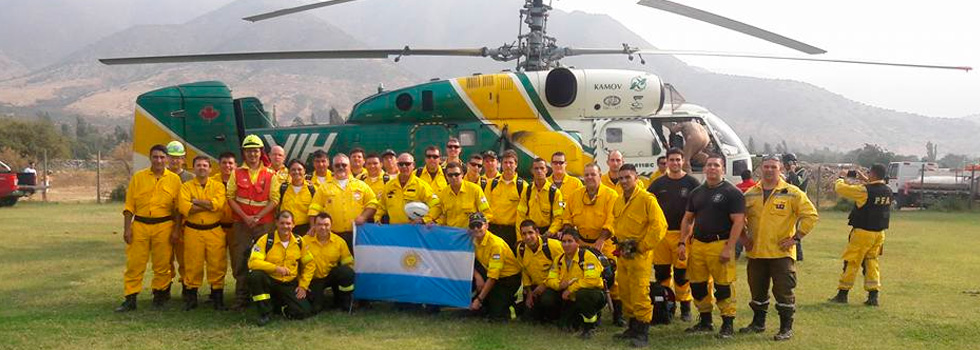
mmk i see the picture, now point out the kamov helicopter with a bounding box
[100,0,971,180]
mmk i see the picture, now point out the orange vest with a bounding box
[234,167,275,224]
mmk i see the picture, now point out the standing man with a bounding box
[269,145,288,185]
[469,213,523,321]
[178,156,228,311]
[444,137,463,168]
[651,156,668,181]
[360,153,391,197]
[308,150,333,188]
[463,154,486,188]
[610,164,667,347]
[518,158,565,238]
[602,150,646,195]
[483,150,500,180]
[166,141,193,291]
[213,152,237,258]
[515,221,564,322]
[271,160,316,236]
[227,135,278,310]
[429,162,491,228]
[303,213,356,313]
[543,228,608,339]
[116,145,183,312]
[247,211,315,326]
[563,162,623,325]
[679,155,745,339]
[308,154,378,252]
[350,147,368,179]
[381,149,399,176]
[782,153,808,261]
[417,146,448,193]
[647,148,700,322]
[484,150,528,249]
[374,153,439,224]
[736,169,757,193]
[550,152,583,197]
[829,164,891,307]
[740,155,818,341]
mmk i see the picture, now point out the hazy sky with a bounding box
[555,0,980,118]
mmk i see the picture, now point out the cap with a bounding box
[381,149,396,157]
[481,150,497,160]
[165,141,186,157]
[241,134,264,149]
[468,212,488,226]
[781,153,798,163]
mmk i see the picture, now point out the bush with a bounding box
[109,182,127,202]
[928,196,972,212]
[833,198,854,212]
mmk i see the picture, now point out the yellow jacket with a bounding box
[551,173,584,198]
[248,231,316,289]
[308,170,334,188]
[563,185,618,241]
[210,173,235,224]
[475,231,521,279]
[601,172,647,196]
[517,180,565,234]
[124,168,182,218]
[517,236,564,286]
[416,166,448,193]
[612,187,667,254]
[483,174,528,226]
[430,181,491,228]
[308,177,378,232]
[545,248,605,295]
[360,173,391,199]
[375,174,439,224]
[271,179,316,226]
[835,179,883,208]
[179,177,226,225]
[302,232,354,279]
[744,179,818,259]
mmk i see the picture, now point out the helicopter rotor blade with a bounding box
[243,0,359,22]
[635,50,972,71]
[99,48,490,65]
[636,0,826,55]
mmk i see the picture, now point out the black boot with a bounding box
[685,313,714,333]
[255,301,272,326]
[739,310,767,334]
[183,288,198,311]
[680,301,692,322]
[717,316,735,339]
[773,310,794,341]
[829,289,849,304]
[579,321,597,339]
[163,284,173,302]
[336,292,354,312]
[613,318,637,340]
[152,289,169,309]
[611,300,625,327]
[114,294,137,313]
[211,289,227,311]
[864,290,879,306]
[630,321,650,348]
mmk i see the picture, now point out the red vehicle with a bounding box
[0,160,26,207]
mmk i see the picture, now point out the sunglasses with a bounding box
[426,154,440,159]
[446,145,460,149]
[446,172,462,177]
[469,162,483,168]
[333,163,349,168]
[551,160,565,165]
[397,162,413,167]
[469,222,484,230]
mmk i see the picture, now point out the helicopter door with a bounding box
[596,119,664,176]
[411,124,451,157]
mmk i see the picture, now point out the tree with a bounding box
[328,107,344,125]
[843,143,907,168]
[0,117,71,159]
[763,142,773,155]
[747,137,756,154]
[925,141,938,162]
[938,153,969,169]
[291,116,305,126]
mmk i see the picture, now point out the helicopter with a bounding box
[101,0,971,180]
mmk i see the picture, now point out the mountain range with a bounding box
[0,0,976,156]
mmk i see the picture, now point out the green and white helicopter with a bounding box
[101,0,970,179]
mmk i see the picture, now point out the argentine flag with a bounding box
[353,224,475,308]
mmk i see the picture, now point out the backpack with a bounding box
[578,247,615,292]
[523,183,558,220]
[278,182,316,211]
[245,232,304,268]
[490,177,526,198]
[518,237,555,262]
[649,282,677,325]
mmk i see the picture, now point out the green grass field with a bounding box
[1,202,978,350]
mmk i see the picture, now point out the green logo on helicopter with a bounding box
[629,76,647,92]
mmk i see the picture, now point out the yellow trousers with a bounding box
[616,250,653,322]
[838,229,884,291]
[688,239,736,317]
[182,226,228,289]
[652,230,691,302]
[124,221,174,296]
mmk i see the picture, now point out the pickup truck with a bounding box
[0,160,27,207]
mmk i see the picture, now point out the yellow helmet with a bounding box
[241,134,264,149]
[165,141,186,156]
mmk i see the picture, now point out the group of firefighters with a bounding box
[117,134,892,347]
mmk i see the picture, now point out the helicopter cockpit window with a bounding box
[703,113,748,158]
[458,130,476,146]
[606,128,623,143]
[395,93,413,111]
[422,90,434,111]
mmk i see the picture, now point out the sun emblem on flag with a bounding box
[401,251,421,271]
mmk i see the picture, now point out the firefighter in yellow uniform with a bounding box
[115,145,183,312]
[308,150,333,188]
[270,159,316,236]
[830,164,891,307]
[247,211,315,326]
[740,155,818,341]
[610,164,667,347]
[269,145,289,185]
[375,153,439,224]
[601,150,647,195]
[309,154,379,252]
[679,156,745,339]
[515,221,564,322]
[360,153,391,202]
[166,141,192,296]
[563,163,624,324]
[416,146,449,192]
[429,162,491,228]
[517,158,565,237]
[550,151,584,197]
[469,212,523,321]
[484,150,528,250]
[178,156,228,311]
[304,213,356,313]
[543,228,608,339]
[212,152,237,245]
